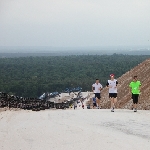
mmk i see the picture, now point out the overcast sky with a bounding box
[0,0,150,48]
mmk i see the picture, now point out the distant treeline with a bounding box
[0,54,149,97]
[1,50,150,58]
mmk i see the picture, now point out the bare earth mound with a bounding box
[101,58,150,109]
[0,109,150,150]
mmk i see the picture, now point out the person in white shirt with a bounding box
[92,79,103,109]
[106,74,118,112]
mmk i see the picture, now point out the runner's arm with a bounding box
[106,81,112,88]
[92,86,95,92]
[106,81,109,87]
[100,87,103,91]
[139,81,141,90]
[114,81,118,88]
[116,81,118,86]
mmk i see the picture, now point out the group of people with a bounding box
[92,74,141,112]
[73,100,84,110]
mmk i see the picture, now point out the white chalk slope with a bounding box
[0,109,150,150]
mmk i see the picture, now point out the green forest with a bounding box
[0,54,149,97]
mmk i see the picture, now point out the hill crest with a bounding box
[101,58,150,110]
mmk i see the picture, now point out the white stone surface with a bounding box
[0,109,150,150]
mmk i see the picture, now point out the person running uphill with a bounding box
[106,74,118,112]
[92,79,103,109]
[129,76,141,112]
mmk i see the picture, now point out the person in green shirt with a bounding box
[129,76,141,112]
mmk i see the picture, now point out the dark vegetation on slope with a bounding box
[0,54,149,97]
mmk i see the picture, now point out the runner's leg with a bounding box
[114,97,117,108]
[97,98,100,108]
[110,97,114,111]
[134,94,139,112]
[132,94,137,112]
[96,97,98,108]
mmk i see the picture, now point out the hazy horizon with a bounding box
[0,45,150,52]
[0,46,150,57]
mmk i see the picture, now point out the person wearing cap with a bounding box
[92,79,103,109]
[129,76,141,112]
[106,74,118,112]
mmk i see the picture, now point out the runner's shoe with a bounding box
[111,108,114,112]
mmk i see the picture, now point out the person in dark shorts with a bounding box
[92,79,103,109]
[106,74,118,112]
[129,76,141,112]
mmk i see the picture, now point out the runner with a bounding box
[129,76,141,112]
[74,101,77,110]
[92,79,103,109]
[106,74,118,112]
[82,102,84,109]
